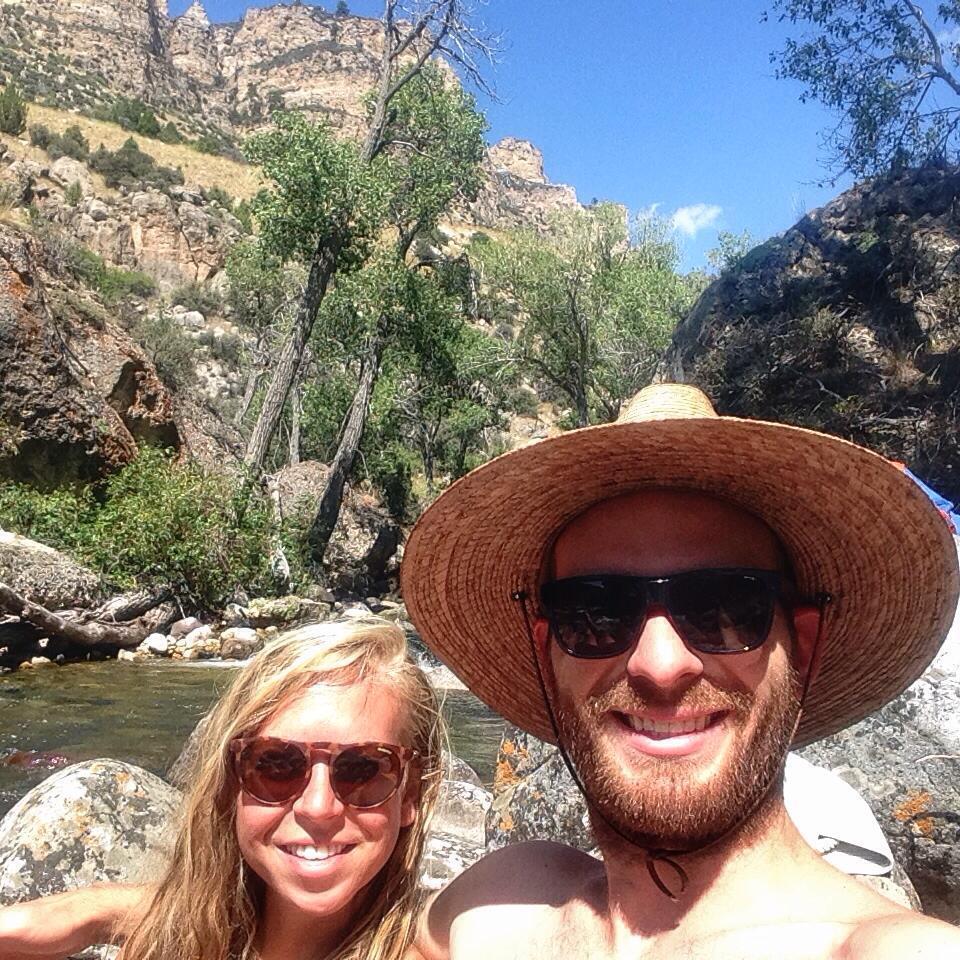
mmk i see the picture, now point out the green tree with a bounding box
[336,0,350,15]
[474,205,692,427]
[706,229,754,274]
[242,0,495,480]
[769,0,960,179]
[0,81,28,136]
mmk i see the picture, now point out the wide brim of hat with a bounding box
[402,415,960,746]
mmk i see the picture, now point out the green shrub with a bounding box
[0,81,27,135]
[47,124,89,161]
[66,243,157,304]
[202,185,233,209]
[64,180,82,207]
[88,137,184,191]
[158,121,183,145]
[28,122,51,149]
[109,97,162,138]
[170,280,221,316]
[0,448,277,607]
[132,309,196,388]
[193,133,224,155]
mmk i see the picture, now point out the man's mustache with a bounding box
[581,677,754,720]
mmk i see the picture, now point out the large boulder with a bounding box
[0,760,180,904]
[799,583,960,922]
[0,224,179,488]
[274,461,402,593]
[659,166,960,502]
[0,530,104,609]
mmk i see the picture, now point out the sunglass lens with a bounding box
[669,571,776,653]
[542,577,647,658]
[332,745,402,808]
[240,739,310,804]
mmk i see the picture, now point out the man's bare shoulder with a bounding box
[417,842,602,960]
[842,910,960,959]
[442,840,600,903]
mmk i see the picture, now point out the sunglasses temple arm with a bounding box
[511,590,688,902]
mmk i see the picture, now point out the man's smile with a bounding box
[609,709,731,758]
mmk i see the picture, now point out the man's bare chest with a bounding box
[451,909,855,960]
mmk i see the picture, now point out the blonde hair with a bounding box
[119,617,445,960]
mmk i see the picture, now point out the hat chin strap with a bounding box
[512,591,828,902]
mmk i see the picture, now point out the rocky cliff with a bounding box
[659,165,960,502]
[0,1,580,230]
[0,221,179,489]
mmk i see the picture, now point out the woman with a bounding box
[0,617,445,960]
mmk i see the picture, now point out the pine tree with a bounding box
[335,1,349,16]
[0,81,28,136]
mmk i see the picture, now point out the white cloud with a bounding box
[670,203,723,238]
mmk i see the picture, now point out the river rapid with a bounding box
[0,660,505,817]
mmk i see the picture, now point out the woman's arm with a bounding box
[0,884,153,959]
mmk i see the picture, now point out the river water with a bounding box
[0,660,506,818]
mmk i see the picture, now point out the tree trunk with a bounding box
[237,363,264,427]
[0,582,176,650]
[289,385,302,465]
[244,238,342,474]
[307,331,386,565]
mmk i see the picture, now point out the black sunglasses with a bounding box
[230,737,418,808]
[539,568,784,658]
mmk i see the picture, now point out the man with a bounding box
[402,383,960,958]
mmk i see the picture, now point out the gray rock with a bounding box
[444,753,483,788]
[178,310,205,330]
[435,780,491,845]
[86,199,109,223]
[219,626,262,660]
[0,530,104,610]
[142,633,169,656]
[49,157,93,196]
[221,602,248,627]
[169,616,202,639]
[0,760,179,904]
[245,596,330,628]
[798,582,959,921]
[421,830,485,892]
[486,725,594,854]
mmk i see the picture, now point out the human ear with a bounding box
[791,604,825,684]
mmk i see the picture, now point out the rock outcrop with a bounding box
[0,2,582,234]
[659,165,960,502]
[0,532,104,610]
[0,760,180,903]
[51,188,242,291]
[0,224,179,488]
[466,139,580,231]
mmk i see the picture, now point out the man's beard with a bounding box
[554,664,801,854]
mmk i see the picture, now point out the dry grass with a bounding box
[3,103,263,199]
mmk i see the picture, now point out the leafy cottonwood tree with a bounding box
[242,0,495,476]
[302,69,486,563]
[769,0,960,178]
[473,205,694,427]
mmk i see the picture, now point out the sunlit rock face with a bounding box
[0,1,582,232]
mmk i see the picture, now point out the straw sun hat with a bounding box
[402,383,960,746]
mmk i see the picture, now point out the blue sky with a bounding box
[171,0,856,269]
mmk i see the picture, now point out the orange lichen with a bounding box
[494,758,519,790]
[499,813,514,831]
[892,790,935,835]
